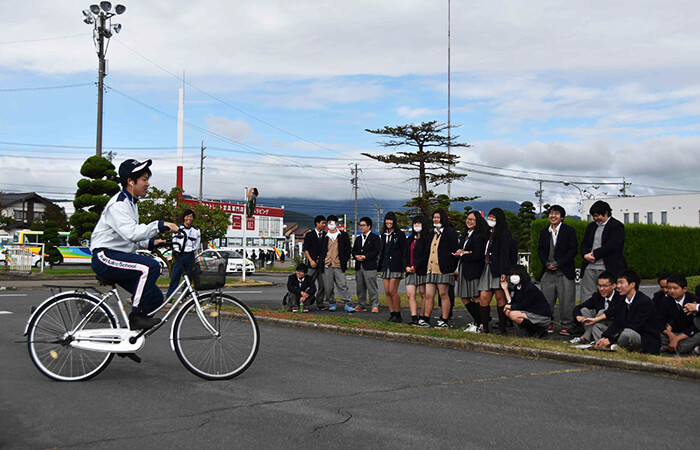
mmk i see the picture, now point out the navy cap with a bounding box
[119,159,152,184]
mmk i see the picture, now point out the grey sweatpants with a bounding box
[323,266,353,306]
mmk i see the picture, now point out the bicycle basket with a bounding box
[192,255,227,290]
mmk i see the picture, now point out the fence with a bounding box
[0,243,44,273]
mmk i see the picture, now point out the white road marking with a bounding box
[0,311,13,314]
[0,294,27,297]
[223,290,263,294]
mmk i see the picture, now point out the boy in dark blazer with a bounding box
[580,200,627,303]
[537,205,578,335]
[596,269,660,354]
[286,263,316,313]
[659,274,700,354]
[303,215,326,308]
[352,217,382,312]
[569,271,622,344]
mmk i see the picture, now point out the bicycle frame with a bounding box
[24,247,219,353]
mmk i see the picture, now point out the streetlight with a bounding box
[82,2,126,157]
[562,181,585,216]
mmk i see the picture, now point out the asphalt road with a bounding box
[1,289,697,449]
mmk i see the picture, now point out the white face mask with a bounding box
[413,225,422,233]
[509,275,521,285]
[327,222,337,231]
[434,223,443,229]
[487,219,497,228]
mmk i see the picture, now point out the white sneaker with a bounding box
[610,344,619,351]
[464,323,479,333]
[569,337,584,344]
[417,318,430,328]
[693,345,700,356]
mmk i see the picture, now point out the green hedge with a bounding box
[529,219,700,279]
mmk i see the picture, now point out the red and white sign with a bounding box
[231,215,242,230]
[183,199,283,218]
[246,218,255,231]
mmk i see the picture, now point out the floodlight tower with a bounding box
[82,2,126,157]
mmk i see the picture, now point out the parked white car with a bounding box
[200,249,255,274]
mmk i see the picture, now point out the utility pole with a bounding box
[350,163,360,242]
[373,203,383,232]
[620,177,631,197]
[447,0,452,198]
[535,180,544,218]
[82,3,127,157]
[199,141,206,202]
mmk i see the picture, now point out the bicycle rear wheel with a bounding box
[27,293,116,382]
[172,292,259,380]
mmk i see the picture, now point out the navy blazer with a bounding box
[510,283,552,318]
[580,217,627,277]
[572,291,623,323]
[351,232,381,271]
[403,233,430,276]
[318,231,352,272]
[485,229,513,278]
[457,230,486,281]
[651,291,670,333]
[286,273,316,297]
[302,229,325,264]
[602,291,660,354]
[377,230,407,273]
[537,223,578,280]
[658,293,699,337]
[427,226,460,274]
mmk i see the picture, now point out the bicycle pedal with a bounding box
[117,353,142,364]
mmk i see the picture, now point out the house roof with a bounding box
[0,192,55,208]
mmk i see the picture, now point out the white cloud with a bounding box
[205,116,257,143]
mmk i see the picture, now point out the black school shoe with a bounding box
[129,311,160,331]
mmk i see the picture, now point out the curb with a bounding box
[253,315,700,381]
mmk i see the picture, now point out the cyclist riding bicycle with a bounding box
[90,159,178,331]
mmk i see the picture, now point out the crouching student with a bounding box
[569,271,622,344]
[286,263,316,313]
[501,265,552,338]
[595,269,660,353]
[659,274,700,355]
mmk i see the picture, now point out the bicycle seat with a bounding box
[95,275,118,286]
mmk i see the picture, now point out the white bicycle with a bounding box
[24,237,260,381]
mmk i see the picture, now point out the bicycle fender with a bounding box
[23,291,119,335]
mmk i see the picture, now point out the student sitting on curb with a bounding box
[595,269,660,354]
[501,264,552,338]
[286,263,316,313]
[569,271,623,345]
[659,274,700,355]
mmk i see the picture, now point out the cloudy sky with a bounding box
[1,0,700,214]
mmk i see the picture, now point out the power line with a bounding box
[0,83,94,92]
[0,33,88,45]
[112,37,350,157]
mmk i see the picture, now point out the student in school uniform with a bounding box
[569,271,623,344]
[285,263,316,313]
[403,215,430,326]
[595,269,660,354]
[502,264,552,338]
[423,209,459,328]
[303,215,326,309]
[352,216,382,313]
[377,212,406,322]
[477,208,513,334]
[659,274,700,355]
[537,205,578,335]
[455,211,488,333]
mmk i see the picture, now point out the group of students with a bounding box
[292,208,521,331]
[287,200,700,355]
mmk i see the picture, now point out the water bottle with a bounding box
[299,299,305,313]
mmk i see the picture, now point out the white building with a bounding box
[582,194,700,227]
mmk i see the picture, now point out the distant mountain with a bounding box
[241,197,523,222]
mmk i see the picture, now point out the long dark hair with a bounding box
[488,207,510,239]
[461,210,488,241]
[382,211,398,234]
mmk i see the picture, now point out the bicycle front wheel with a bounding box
[27,293,116,381]
[172,292,260,380]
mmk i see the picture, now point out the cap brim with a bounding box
[131,159,152,173]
